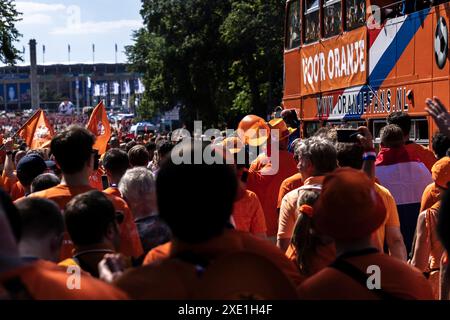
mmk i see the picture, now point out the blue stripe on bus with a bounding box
[343,8,431,121]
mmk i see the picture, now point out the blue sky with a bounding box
[8,0,143,66]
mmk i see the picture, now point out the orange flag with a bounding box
[17,109,55,150]
[87,101,111,155]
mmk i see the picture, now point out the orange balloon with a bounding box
[237,115,270,147]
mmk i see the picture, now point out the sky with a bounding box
[7,0,143,66]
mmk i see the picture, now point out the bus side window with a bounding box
[345,0,366,30]
[286,0,301,49]
[324,0,342,38]
[304,0,320,43]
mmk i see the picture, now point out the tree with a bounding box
[128,0,285,128]
[0,0,22,64]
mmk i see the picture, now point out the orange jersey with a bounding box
[104,186,122,198]
[10,181,25,201]
[0,260,128,300]
[405,143,437,172]
[232,190,267,235]
[142,229,304,286]
[298,252,433,300]
[420,182,441,212]
[31,184,143,259]
[285,242,336,278]
[247,150,298,237]
[277,173,303,209]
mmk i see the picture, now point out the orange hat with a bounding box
[237,115,270,147]
[432,156,450,189]
[222,137,244,154]
[313,168,386,241]
[268,118,296,141]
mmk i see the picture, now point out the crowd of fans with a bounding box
[0,95,449,300]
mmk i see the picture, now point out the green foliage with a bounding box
[127,0,286,127]
[0,0,22,64]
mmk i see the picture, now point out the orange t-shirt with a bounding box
[104,186,122,198]
[31,184,143,259]
[405,142,437,172]
[285,242,336,278]
[232,190,267,235]
[298,252,434,300]
[277,173,303,209]
[247,150,298,237]
[420,182,441,212]
[373,183,401,250]
[10,181,25,201]
[0,260,128,300]
[142,229,304,286]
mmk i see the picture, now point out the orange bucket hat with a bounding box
[222,137,244,154]
[313,168,386,241]
[237,115,270,147]
[432,156,450,189]
[268,118,296,142]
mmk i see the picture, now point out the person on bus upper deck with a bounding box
[375,124,432,255]
[387,111,437,172]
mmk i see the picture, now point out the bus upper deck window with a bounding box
[324,0,342,38]
[304,0,320,43]
[346,0,366,30]
[286,0,301,49]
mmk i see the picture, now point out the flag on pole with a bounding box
[43,45,46,54]
[92,44,95,52]
[17,109,55,150]
[115,44,118,53]
[68,44,71,53]
[86,101,111,155]
[87,77,92,89]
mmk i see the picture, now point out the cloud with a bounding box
[18,13,54,26]
[15,1,66,14]
[50,19,143,35]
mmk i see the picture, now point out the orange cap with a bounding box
[268,118,296,141]
[314,168,386,241]
[432,156,450,189]
[222,137,244,154]
[237,115,270,147]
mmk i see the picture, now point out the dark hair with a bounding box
[336,142,364,170]
[432,133,450,159]
[387,112,411,136]
[16,154,47,187]
[157,140,174,160]
[156,141,237,244]
[0,189,21,241]
[128,145,149,167]
[64,191,116,246]
[380,124,404,148]
[145,141,157,159]
[125,141,137,153]
[50,125,95,174]
[31,173,61,193]
[291,190,321,276]
[103,148,130,178]
[15,198,64,239]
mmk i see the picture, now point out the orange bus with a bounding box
[283,0,450,145]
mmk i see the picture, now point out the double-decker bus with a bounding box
[283,0,449,145]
